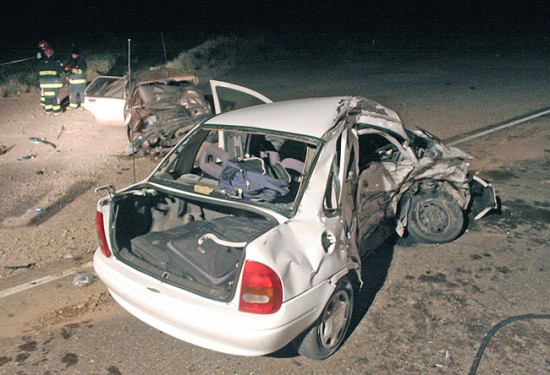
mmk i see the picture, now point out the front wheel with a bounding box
[407,190,464,243]
[293,277,354,360]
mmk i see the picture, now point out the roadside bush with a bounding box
[0,68,35,97]
[85,53,117,81]
[0,36,273,97]
[166,36,268,78]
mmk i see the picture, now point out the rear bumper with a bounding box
[93,249,331,356]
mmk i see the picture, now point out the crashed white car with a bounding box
[94,81,497,360]
[83,69,212,153]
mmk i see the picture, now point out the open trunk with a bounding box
[107,185,276,301]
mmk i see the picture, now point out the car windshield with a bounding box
[150,124,321,216]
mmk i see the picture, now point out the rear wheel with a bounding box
[407,190,464,243]
[293,277,354,360]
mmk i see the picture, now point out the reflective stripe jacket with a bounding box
[39,57,64,88]
[65,55,87,85]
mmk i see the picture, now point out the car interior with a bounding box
[173,131,310,203]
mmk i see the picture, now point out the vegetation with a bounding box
[0,36,271,98]
[166,36,266,77]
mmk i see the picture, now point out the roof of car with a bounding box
[205,96,353,139]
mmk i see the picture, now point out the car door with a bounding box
[356,130,413,252]
[209,80,272,115]
[339,123,360,262]
[320,127,362,282]
[83,76,129,125]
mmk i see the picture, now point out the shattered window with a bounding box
[150,125,322,215]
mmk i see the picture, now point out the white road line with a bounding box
[448,107,550,146]
[0,261,93,299]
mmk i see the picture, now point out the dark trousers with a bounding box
[69,83,86,108]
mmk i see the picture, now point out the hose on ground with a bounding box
[469,313,550,375]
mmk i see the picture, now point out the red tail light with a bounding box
[96,211,111,257]
[239,260,282,314]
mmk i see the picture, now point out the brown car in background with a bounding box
[84,69,212,154]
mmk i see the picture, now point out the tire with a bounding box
[293,277,354,360]
[407,190,464,243]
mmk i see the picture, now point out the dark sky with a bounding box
[3,0,549,56]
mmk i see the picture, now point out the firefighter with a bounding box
[37,41,49,60]
[38,48,64,115]
[64,48,87,109]
[37,41,50,107]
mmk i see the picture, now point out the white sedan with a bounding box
[94,81,497,359]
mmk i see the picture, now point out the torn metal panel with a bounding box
[354,97,407,140]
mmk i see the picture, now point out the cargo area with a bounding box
[108,186,276,301]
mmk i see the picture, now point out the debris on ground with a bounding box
[57,125,65,139]
[17,153,37,160]
[72,273,96,287]
[4,263,34,270]
[30,137,57,148]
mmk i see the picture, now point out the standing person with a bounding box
[64,48,87,109]
[37,41,50,107]
[38,48,64,115]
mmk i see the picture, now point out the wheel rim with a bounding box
[318,290,351,349]
[417,200,450,234]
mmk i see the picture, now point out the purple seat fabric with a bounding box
[198,143,230,179]
[281,158,305,175]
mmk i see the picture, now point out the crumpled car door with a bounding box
[320,124,362,282]
[356,131,413,250]
[356,162,400,243]
[339,125,361,264]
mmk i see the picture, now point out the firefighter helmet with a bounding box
[38,41,49,49]
[44,48,54,57]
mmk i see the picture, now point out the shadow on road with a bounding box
[269,236,396,360]
[349,235,396,333]
[28,179,97,226]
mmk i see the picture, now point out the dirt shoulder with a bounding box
[0,92,157,274]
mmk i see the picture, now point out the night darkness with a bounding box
[2,0,549,60]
